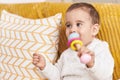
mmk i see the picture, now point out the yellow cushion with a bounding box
[0,3,44,19]
[0,10,62,80]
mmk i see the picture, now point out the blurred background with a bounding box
[0,0,120,3]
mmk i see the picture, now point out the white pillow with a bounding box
[0,10,62,80]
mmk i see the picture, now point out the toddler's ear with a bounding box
[92,24,99,36]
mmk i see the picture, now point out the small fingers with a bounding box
[88,51,95,60]
[32,53,40,65]
[77,46,88,57]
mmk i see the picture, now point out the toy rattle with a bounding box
[67,32,91,64]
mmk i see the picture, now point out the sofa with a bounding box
[0,2,120,80]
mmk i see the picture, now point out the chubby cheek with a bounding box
[79,31,92,45]
[80,35,86,44]
[81,38,87,46]
[79,30,85,39]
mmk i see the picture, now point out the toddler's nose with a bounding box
[70,25,78,33]
[71,28,77,33]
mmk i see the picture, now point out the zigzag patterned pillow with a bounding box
[0,10,62,80]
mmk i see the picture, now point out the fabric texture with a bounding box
[0,10,62,80]
[0,3,44,19]
[40,38,114,80]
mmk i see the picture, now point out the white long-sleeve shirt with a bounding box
[40,38,114,80]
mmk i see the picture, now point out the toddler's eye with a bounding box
[66,24,71,28]
[76,23,81,27]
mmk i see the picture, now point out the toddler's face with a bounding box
[65,8,99,46]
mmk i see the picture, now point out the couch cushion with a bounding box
[0,3,45,19]
[0,10,62,80]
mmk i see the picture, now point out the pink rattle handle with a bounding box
[80,54,91,64]
[68,32,91,64]
[75,43,91,64]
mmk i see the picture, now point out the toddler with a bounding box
[33,2,114,80]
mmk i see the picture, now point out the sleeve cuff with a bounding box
[37,57,53,79]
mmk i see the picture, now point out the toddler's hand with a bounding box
[77,46,95,68]
[32,53,46,70]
